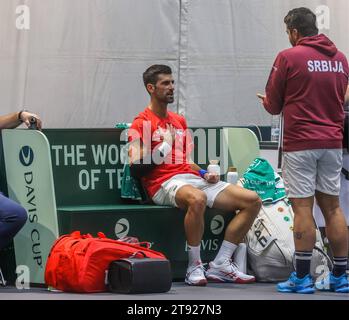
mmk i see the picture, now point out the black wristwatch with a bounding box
[18,110,28,122]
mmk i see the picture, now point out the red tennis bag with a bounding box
[45,231,166,293]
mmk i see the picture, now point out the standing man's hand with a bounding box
[257,93,266,103]
[204,172,220,184]
[19,111,42,130]
[345,85,349,106]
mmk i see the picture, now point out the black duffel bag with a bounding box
[107,256,172,294]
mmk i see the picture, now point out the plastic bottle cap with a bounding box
[228,166,237,172]
[209,159,219,165]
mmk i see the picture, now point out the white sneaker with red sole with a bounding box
[185,263,208,286]
[206,259,255,283]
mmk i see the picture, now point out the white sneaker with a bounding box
[185,263,207,286]
[206,259,255,283]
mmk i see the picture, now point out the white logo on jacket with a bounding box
[307,60,344,73]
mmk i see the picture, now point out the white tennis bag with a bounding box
[245,199,331,282]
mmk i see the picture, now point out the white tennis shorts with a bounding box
[152,173,230,208]
[282,149,342,198]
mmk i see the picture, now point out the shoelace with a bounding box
[188,263,207,275]
[229,262,242,275]
[230,261,239,270]
[222,259,239,272]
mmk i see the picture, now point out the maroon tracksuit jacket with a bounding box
[263,33,349,152]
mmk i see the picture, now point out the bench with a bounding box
[0,127,259,284]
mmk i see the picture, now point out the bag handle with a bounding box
[69,231,105,239]
[70,231,81,238]
[82,233,93,239]
[97,232,107,238]
[69,231,92,239]
[117,237,152,248]
[130,251,147,258]
[138,241,151,249]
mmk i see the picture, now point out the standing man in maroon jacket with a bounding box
[258,7,349,294]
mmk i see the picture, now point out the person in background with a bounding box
[0,110,41,250]
[344,85,349,271]
[258,8,349,293]
[129,64,261,286]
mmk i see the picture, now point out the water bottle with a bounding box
[227,166,238,184]
[270,115,280,142]
[207,160,220,175]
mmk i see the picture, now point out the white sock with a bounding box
[187,244,201,267]
[233,243,247,273]
[213,240,237,265]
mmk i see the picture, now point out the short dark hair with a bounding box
[143,64,172,89]
[284,7,318,37]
